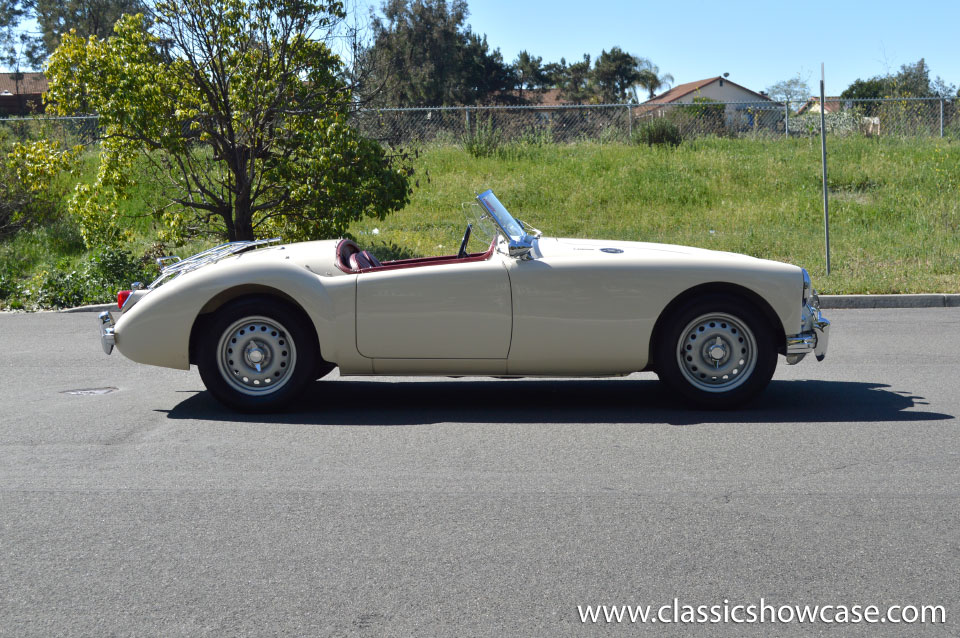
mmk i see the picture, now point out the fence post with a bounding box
[819,65,831,276]
[940,99,944,138]
[626,104,632,138]
[785,101,790,138]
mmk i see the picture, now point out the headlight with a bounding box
[801,268,812,304]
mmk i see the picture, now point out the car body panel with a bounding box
[114,241,360,371]
[504,238,801,374]
[356,257,512,359]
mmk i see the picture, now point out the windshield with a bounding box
[476,190,525,240]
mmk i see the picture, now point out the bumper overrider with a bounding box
[785,291,830,364]
[99,311,115,355]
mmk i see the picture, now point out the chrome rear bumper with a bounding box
[99,311,115,355]
[785,295,830,364]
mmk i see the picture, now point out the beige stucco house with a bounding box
[637,76,782,132]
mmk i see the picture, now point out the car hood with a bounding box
[534,237,764,263]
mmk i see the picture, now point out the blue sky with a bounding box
[349,0,960,97]
[10,0,958,99]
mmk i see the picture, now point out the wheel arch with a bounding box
[647,282,786,371]
[189,286,327,369]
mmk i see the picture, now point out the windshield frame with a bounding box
[475,190,537,258]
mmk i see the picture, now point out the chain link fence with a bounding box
[0,98,955,148]
[0,115,101,147]
[353,98,960,146]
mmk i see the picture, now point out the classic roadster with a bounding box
[99,190,829,411]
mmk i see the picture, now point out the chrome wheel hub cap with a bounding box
[707,339,727,361]
[677,312,758,393]
[216,316,296,396]
[244,342,270,371]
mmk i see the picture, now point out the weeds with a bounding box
[632,119,682,147]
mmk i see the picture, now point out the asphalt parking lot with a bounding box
[1,309,958,636]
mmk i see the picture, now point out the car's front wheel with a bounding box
[197,297,318,412]
[654,295,777,408]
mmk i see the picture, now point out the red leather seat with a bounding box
[349,250,382,270]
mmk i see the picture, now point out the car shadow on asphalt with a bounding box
[160,379,955,426]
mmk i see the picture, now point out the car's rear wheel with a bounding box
[197,297,317,412]
[655,295,777,408]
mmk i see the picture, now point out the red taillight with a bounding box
[117,290,132,309]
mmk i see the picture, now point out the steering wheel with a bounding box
[457,223,473,258]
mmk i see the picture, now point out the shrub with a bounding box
[787,110,863,137]
[0,138,80,240]
[633,119,682,147]
[0,261,22,301]
[463,118,504,158]
[21,248,156,309]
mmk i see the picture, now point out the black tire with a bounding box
[654,294,778,408]
[197,296,318,412]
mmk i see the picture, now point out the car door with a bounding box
[355,257,512,359]
[504,256,657,374]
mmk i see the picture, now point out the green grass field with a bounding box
[2,135,958,308]
[349,136,960,294]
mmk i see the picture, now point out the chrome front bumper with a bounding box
[99,311,115,355]
[784,295,830,364]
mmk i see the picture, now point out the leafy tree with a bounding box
[591,47,642,103]
[0,0,25,28]
[0,0,43,70]
[542,57,566,88]
[840,76,891,116]
[841,58,954,115]
[841,76,890,99]
[635,59,673,99]
[558,53,591,103]
[1,140,79,237]
[364,0,512,106]
[462,31,516,104]
[842,58,955,103]
[892,58,934,97]
[33,0,148,59]
[42,0,412,245]
[765,72,811,107]
[930,76,957,99]
[513,49,546,101]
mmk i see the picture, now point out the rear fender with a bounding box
[114,261,346,370]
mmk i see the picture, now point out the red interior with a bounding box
[335,238,496,274]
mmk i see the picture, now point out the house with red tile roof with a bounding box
[637,76,781,132]
[642,76,772,106]
[0,72,49,115]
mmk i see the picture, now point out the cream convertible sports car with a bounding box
[99,190,830,411]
